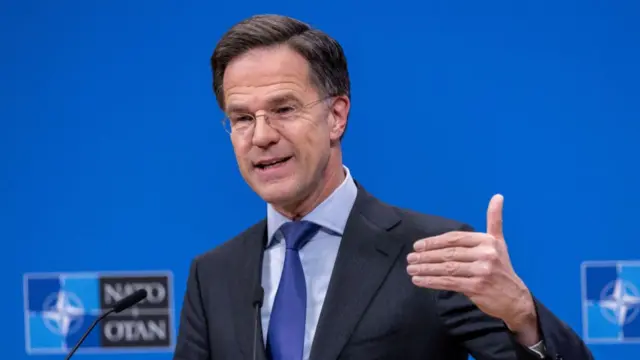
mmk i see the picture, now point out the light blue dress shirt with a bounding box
[261,166,358,360]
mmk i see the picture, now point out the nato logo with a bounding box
[581,261,640,343]
[23,271,175,355]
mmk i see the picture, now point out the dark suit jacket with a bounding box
[173,184,593,360]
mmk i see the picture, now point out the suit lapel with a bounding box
[228,220,269,360]
[308,187,405,360]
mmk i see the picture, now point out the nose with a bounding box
[251,112,280,148]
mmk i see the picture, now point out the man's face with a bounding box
[222,45,344,208]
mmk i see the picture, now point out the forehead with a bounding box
[222,45,316,109]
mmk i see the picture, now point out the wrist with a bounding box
[505,294,540,346]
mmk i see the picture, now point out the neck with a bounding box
[274,150,345,220]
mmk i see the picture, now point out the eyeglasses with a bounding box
[221,96,333,135]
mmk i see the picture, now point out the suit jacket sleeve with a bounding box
[173,258,210,360]
[436,225,593,360]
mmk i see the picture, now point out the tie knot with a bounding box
[279,220,320,250]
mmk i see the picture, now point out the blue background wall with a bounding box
[2,1,639,359]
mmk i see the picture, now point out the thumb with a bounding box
[486,194,504,240]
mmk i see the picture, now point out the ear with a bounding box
[328,95,350,142]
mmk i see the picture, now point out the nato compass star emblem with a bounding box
[41,291,86,337]
[597,278,640,327]
[582,260,640,343]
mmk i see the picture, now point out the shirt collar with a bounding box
[266,165,358,247]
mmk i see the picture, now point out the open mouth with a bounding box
[254,156,293,170]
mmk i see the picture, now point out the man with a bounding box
[173,14,593,360]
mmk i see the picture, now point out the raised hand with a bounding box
[406,194,540,345]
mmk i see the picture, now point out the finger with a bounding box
[411,276,477,293]
[414,232,483,252]
[407,262,476,277]
[407,247,479,264]
[487,194,504,240]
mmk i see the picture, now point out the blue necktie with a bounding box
[267,220,320,360]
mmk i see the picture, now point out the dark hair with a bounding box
[210,14,350,110]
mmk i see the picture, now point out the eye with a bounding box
[230,114,253,122]
[274,105,296,115]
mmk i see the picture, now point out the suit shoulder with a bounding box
[391,205,474,236]
[192,218,266,265]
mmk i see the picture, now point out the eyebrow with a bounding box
[225,93,302,113]
[267,93,301,106]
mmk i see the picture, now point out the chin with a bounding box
[252,178,301,206]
